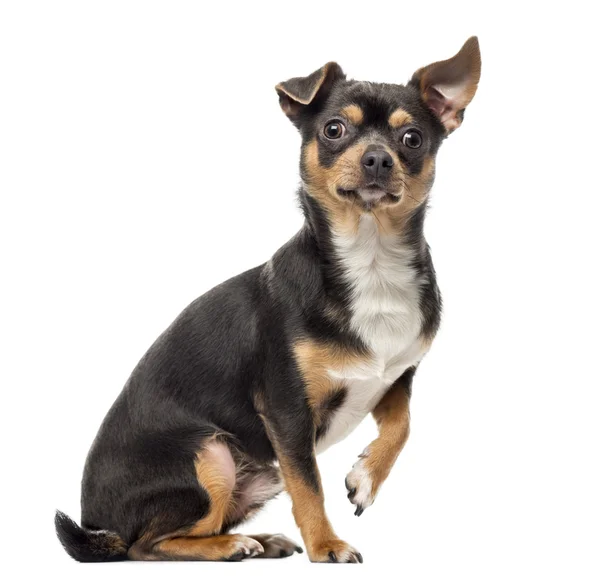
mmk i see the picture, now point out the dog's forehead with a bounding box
[322,80,426,124]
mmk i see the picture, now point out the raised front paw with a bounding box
[345,449,376,516]
[309,538,363,563]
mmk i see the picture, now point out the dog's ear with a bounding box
[411,37,481,134]
[276,62,345,122]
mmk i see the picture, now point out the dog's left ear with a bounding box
[411,36,481,134]
[276,62,345,122]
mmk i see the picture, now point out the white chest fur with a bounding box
[316,216,426,453]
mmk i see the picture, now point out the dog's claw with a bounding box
[347,487,356,500]
[354,505,364,517]
[328,551,337,562]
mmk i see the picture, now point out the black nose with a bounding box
[361,148,394,179]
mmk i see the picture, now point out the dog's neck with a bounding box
[294,185,435,355]
[298,186,429,265]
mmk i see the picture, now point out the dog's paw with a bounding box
[223,535,264,561]
[249,533,303,558]
[309,539,363,563]
[345,449,375,516]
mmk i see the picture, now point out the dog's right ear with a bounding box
[276,62,345,123]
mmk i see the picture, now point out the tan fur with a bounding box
[303,139,365,235]
[388,108,413,128]
[340,104,364,125]
[364,380,411,498]
[278,459,339,561]
[303,140,435,236]
[128,438,237,559]
[358,154,436,234]
[149,534,261,561]
[257,410,355,562]
[389,155,436,221]
[187,441,236,536]
[293,339,368,425]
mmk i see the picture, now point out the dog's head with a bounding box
[276,37,481,232]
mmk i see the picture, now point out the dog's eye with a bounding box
[402,129,422,149]
[324,121,346,140]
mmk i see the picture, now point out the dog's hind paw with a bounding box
[224,536,264,561]
[248,533,303,558]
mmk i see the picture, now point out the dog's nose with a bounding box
[361,149,394,179]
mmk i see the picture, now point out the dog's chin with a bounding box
[337,186,401,209]
[357,187,389,203]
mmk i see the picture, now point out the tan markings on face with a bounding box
[304,139,436,236]
[347,153,435,235]
[364,380,411,497]
[293,339,369,423]
[303,139,365,235]
[340,104,364,125]
[382,155,436,232]
[388,108,413,128]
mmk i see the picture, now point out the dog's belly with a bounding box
[315,351,419,454]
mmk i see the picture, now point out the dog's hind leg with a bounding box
[128,438,264,561]
[135,534,265,561]
[128,438,301,561]
[223,461,303,559]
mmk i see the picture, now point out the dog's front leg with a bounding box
[345,367,414,515]
[261,406,362,563]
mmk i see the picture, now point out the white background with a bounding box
[1,1,599,583]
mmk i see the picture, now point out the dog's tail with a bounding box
[55,510,129,562]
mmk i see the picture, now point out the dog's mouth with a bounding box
[337,185,401,208]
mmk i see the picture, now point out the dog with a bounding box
[55,37,481,563]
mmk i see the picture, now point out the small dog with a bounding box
[56,37,481,563]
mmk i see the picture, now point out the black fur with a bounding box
[397,366,417,399]
[316,388,348,441]
[55,511,127,562]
